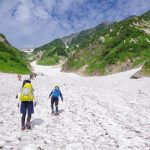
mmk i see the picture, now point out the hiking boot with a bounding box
[51,110,54,114]
[21,126,25,130]
[26,122,31,129]
[55,111,59,116]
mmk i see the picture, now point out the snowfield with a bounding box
[0,63,150,150]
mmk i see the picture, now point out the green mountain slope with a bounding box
[34,39,67,65]
[33,10,150,76]
[62,10,150,75]
[0,34,30,74]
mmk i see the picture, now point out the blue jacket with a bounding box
[49,89,63,100]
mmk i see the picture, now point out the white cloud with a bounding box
[33,6,50,20]
[14,1,33,23]
[42,0,56,12]
[0,0,149,48]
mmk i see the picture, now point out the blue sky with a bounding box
[0,0,150,48]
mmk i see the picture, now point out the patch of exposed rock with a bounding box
[130,70,142,79]
[61,33,79,47]
[0,37,6,43]
[105,59,133,75]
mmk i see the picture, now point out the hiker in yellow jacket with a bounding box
[16,79,36,130]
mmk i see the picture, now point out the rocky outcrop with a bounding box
[105,59,134,75]
[61,33,79,47]
[0,36,5,42]
[130,70,142,79]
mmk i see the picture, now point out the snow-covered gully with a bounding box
[0,63,150,150]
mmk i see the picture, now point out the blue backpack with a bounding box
[51,89,61,98]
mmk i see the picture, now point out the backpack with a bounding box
[51,89,61,98]
[20,83,34,101]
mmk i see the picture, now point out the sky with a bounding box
[0,0,150,48]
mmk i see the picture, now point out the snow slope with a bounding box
[0,63,150,150]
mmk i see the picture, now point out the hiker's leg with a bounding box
[27,113,31,123]
[20,102,27,128]
[27,102,34,122]
[26,113,31,129]
[21,113,26,127]
[26,113,32,129]
[26,102,33,129]
[51,98,54,113]
[55,99,59,112]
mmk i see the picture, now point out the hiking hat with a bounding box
[55,85,59,88]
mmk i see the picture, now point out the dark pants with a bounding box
[20,102,34,127]
[51,97,59,112]
[22,113,31,127]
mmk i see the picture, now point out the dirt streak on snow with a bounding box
[0,63,150,150]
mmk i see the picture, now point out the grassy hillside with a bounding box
[34,39,67,65]
[33,10,150,76]
[62,11,150,75]
[0,34,30,74]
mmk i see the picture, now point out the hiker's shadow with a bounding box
[31,119,44,128]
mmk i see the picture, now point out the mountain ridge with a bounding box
[33,10,150,76]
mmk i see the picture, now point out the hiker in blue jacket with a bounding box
[49,85,63,114]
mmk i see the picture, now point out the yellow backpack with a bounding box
[20,83,34,101]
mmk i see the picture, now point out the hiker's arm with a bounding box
[32,88,35,97]
[32,88,37,106]
[32,89,36,102]
[16,94,18,99]
[17,92,21,107]
[16,88,21,106]
[49,91,52,98]
[60,91,63,101]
